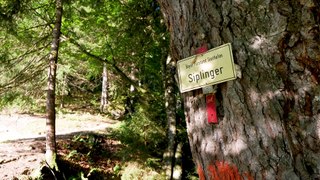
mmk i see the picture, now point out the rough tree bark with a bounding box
[158,0,320,179]
[46,0,63,171]
[100,62,108,113]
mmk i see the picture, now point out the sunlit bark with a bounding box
[158,0,320,179]
[100,62,108,113]
[46,0,63,171]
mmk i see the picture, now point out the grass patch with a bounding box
[121,162,165,180]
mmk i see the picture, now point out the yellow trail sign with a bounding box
[177,43,236,93]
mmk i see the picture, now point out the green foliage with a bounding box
[113,164,122,176]
[113,97,167,157]
[0,0,52,111]
[145,157,162,169]
[1,0,169,114]
[0,91,45,113]
[68,172,88,180]
[66,150,78,160]
[0,0,21,21]
[71,134,104,160]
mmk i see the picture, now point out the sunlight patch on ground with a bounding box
[121,162,163,180]
[0,113,120,142]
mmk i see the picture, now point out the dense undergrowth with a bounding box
[33,128,167,179]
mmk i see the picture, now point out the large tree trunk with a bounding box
[158,0,320,179]
[46,0,63,171]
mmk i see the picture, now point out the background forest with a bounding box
[0,0,191,179]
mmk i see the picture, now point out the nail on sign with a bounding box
[177,43,236,93]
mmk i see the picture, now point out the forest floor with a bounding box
[0,112,122,180]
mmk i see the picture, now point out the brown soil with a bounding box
[0,113,121,180]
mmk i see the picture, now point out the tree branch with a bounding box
[64,34,147,94]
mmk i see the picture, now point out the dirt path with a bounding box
[0,113,119,180]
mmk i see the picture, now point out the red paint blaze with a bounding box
[197,165,206,180]
[206,161,253,180]
[206,94,218,123]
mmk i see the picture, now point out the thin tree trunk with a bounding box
[46,0,63,171]
[162,55,177,179]
[172,142,182,180]
[158,0,320,179]
[100,62,108,113]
